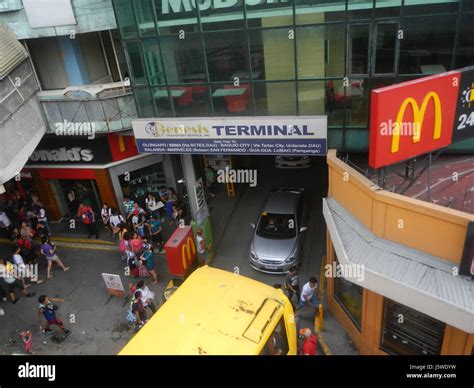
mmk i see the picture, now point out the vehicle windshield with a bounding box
[256,213,296,239]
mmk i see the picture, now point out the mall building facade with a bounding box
[112,0,474,151]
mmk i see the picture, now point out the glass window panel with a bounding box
[328,129,344,149]
[205,31,249,82]
[134,0,157,37]
[172,84,212,117]
[295,0,345,24]
[325,80,345,126]
[381,298,445,355]
[160,35,206,84]
[345,77,370,126]
[465,0,474,11]
[403,0,460,16]
[198,1,244,31]
[375,23,398,74]
[297,24,344,79]
[134,87,155,117]
[126,42,146,85]
[151,87,173,116]
[59,101,89,123]
[375,0,401,18]
[211,84,253,116]
[253,82,296,115]
[247,0,294,28]
[249,28,295,81]
[154,0,199,35]
[142,39,166,85]
[348,24,370,75]
[399,15,456,74]
[113,0,138,39]
[297,81,326,116]
[347,0,373,20]
[334,271,363,330]
[344,129,369,150]
[455,14,474,69]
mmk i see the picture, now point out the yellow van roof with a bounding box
[119,266,288,355]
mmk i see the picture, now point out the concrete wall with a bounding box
[327,150,474,264]
[0,0,117,39]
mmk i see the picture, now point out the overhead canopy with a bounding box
[323,197,473,334]
[0,26,46,185]
[0,26,28,80]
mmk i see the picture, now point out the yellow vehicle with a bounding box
[119,266,297,355]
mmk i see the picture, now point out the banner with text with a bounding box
[133,116,327,156]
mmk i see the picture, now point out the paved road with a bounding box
[0,244,170,355]
[0,156,357,355]
[212,156,328,287]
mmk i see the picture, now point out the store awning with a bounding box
[0,27,47,185]
[323,197,474,334]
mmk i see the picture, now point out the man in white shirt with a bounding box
[136,280,156,314]
[299,277,319,310]
[0,211,11,237]
[0,258,35,304]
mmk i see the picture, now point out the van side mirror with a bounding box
[299,227,307,232]
[250,223,256,229]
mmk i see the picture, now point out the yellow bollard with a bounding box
[314,303,324,332]
[226,181,235,197]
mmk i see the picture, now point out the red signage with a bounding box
[369,71,461,169]
[164,226,196,278]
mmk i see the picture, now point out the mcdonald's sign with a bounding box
[181,237,196,270]
[369,71,461,169]
[164,226,197,277]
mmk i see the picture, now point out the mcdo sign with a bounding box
[163,0,289,14]
[369,66,474,169]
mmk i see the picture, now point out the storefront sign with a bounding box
[164,226,197,278]
[162,0,289,14]
[101,273,126,297]
[369,66,474,169]
[27,137,113,165]
[133,116,327,155]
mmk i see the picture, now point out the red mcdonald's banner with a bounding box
[164,226,197,278]
[369,71,461,169]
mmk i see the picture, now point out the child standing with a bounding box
[19,331,34,354]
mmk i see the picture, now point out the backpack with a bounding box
[127,308,137,324]
[85,208,94,223]
[118,239,129,253]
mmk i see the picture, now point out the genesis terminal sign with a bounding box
[133,116,327,156]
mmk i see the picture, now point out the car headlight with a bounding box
[285,256,296,263]
[250,251,258,260]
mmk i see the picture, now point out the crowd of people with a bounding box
[0,191,71,306]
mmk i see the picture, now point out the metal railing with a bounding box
[37,81,137,133]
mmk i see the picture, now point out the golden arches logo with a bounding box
[391,92,442,153]
[181,237,196,270]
